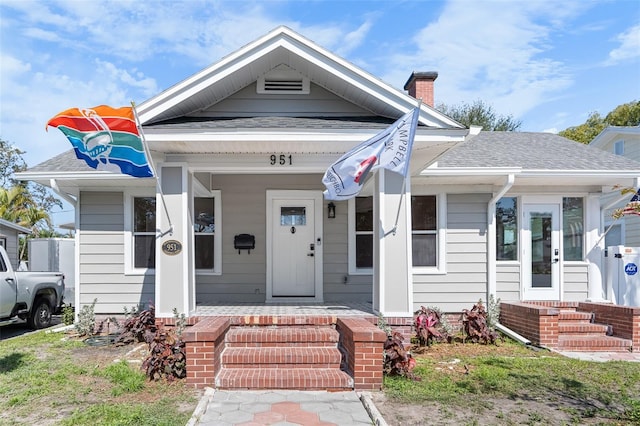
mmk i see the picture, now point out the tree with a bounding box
[558,111,606,144]
[437,100,522,131]
[0,138,65,260]
[559,101,640,144]
[0,139,27,187]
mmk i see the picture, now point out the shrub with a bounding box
[115,305,157,345]
[414,306,448,346]
[62,304,75,326]
[383,331,419,380]
[462,301,499,344]
[75,299,97,336]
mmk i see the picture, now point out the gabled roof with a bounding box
[137,26,461,129]
[0,218,32,234]
[590,126,640,150]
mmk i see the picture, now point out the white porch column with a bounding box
[373,169,413,316]
[155,163,195,317]
[586,193,607,302]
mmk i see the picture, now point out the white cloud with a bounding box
[606,24,640,65]
[381,0,579,117]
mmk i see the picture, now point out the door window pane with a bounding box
[281,207,306,226]
[530,212,552,288]
[563,197,583,261]
[497,197,517,260]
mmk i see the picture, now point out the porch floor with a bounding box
[194,301,375,317]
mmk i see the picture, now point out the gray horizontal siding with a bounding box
[413,193,490,313]
[0,226,20,269]
[78,191,154,314]
[200,83,372,117]
[496,263,520,301]
[563,263,589,301]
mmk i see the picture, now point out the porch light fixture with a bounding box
[327,202,336,219]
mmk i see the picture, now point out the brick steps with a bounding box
[558,334,632,352]
[222,347,342,368]
[216,368,353,390]
[558,322,609,334]
[225,326,339,347]
[216,323,353,390]
[557,309,632,352]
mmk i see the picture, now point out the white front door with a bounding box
[522,203,561,300]
[266,191,323,301]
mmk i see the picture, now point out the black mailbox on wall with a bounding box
[234,234,255,254]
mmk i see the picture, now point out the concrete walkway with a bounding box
[188,389,382,426]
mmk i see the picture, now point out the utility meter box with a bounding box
[606,246,640,307]
[28,238,75,306]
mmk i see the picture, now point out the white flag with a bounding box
[322,108,419,200]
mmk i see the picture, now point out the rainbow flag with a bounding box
[47,105,153,178]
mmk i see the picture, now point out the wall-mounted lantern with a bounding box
[327,202,336,219]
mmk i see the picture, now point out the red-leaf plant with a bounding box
[414,306,447,346]
[462,301,499,345]
[383,331,420,380]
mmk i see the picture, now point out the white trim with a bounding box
[124,188,157,276]
[74,194,81,315]
[266,190,324,302]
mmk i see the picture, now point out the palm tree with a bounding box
[0,185,53,260]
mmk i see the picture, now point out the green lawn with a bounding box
[0,329,199,425]
[381,340,640,425]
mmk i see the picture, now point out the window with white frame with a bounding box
[563,197,583,261]
[193,191,222,273]
[193,192,221,273]
[354,196,374,270]
[349,194,444,273]
[496,197,518,260]
[133,196,156,269]
[411,195,437,267]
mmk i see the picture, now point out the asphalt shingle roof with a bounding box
[25,130,640,175]
[145,116,404,130]
[436,131,640,171]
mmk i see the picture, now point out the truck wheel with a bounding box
[27,299,52,329]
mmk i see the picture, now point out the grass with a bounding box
[0,329,198,425]
[382,339,640,425]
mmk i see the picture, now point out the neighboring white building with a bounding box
[590,126,640,247]
[0,218,31,270]
[18,27,640,318]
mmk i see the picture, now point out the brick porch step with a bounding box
[222,347,342,368]
[558,322,609,334]
[215,367,354,390]
[558,311,593,321]
[558,334,632,352]
[225,326,339,347]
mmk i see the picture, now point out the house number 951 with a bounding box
[270,154,293,165]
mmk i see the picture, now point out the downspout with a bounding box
[50,179,77,208]
[487,174,515,302]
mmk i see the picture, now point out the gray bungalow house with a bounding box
[18,28,640,383]
[0,218,31,269]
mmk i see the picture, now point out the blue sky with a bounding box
[1,0,639,225]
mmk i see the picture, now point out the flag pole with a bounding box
[387,99,422,236]
[131,102,174,237]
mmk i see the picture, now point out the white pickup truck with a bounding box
[0,246,65,329]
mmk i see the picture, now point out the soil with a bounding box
[370,342,629,426]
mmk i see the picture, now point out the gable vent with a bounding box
[257,66,310,94]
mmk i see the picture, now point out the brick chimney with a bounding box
[404,71,438,107]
